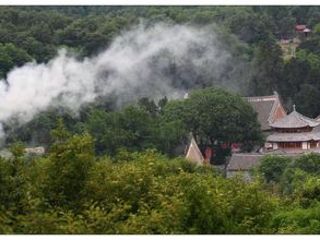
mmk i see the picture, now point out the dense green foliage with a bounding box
[2,6,320,149]
[0,127,276,234]
[83,103,187,156]
[3,128,320,233]
[258,155,291,183]
[4,87,262,164]
[3,6,320,233]
[163,88,263,163]
[257,153,320,233]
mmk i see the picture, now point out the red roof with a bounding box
[295,24,307,32]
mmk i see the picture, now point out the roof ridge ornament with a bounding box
[293,104,296,112]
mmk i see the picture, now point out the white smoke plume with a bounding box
[0,23,244,141]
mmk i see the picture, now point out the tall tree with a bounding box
[163,88,263,162]
[249,38,284,96]
[43,121,95,208]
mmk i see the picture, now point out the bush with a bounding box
[258,155,291,183]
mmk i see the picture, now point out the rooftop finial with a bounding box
[293,104,296,111]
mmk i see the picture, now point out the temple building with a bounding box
[246,91,287,132]
[265,105,320,153]
[184,91,320,178]
[226,104,320,179]
[295,24,312,37]
[185,92,288,165]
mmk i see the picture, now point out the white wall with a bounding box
[302,142,308,150]
[272,143,278,150]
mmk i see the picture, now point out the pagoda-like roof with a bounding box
[270,106,319,129]
[267,131,320,142]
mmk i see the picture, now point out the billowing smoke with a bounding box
[0,23,247,141]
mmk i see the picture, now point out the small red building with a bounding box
[295,24,307,32]
[295,24,311,37]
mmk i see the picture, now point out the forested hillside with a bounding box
[1,6,320,150]
[2,6,320,234]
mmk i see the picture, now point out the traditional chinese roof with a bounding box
[270,106,319,129]
[246,91,286,131]
[227,154,263,171]
[185,135,204,165]
[267,131,320,142]
[227,153,299,171]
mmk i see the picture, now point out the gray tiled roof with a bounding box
[246,93,284,131]
[227,152,299,171]
[227,154,264,171]
[267,131,320,142]
[270,109,319,129]
[247,100,274,130]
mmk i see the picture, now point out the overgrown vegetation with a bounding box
[2,6,320,233]
[2,125,320,233]
[256,153,320,233]
[0,124,276,233]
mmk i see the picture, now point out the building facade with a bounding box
[185,92,320,178]
[265,105,320,153]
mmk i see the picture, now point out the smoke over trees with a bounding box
[2,6,320,234]
[0,22,251,142]
[1,6,320,146]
